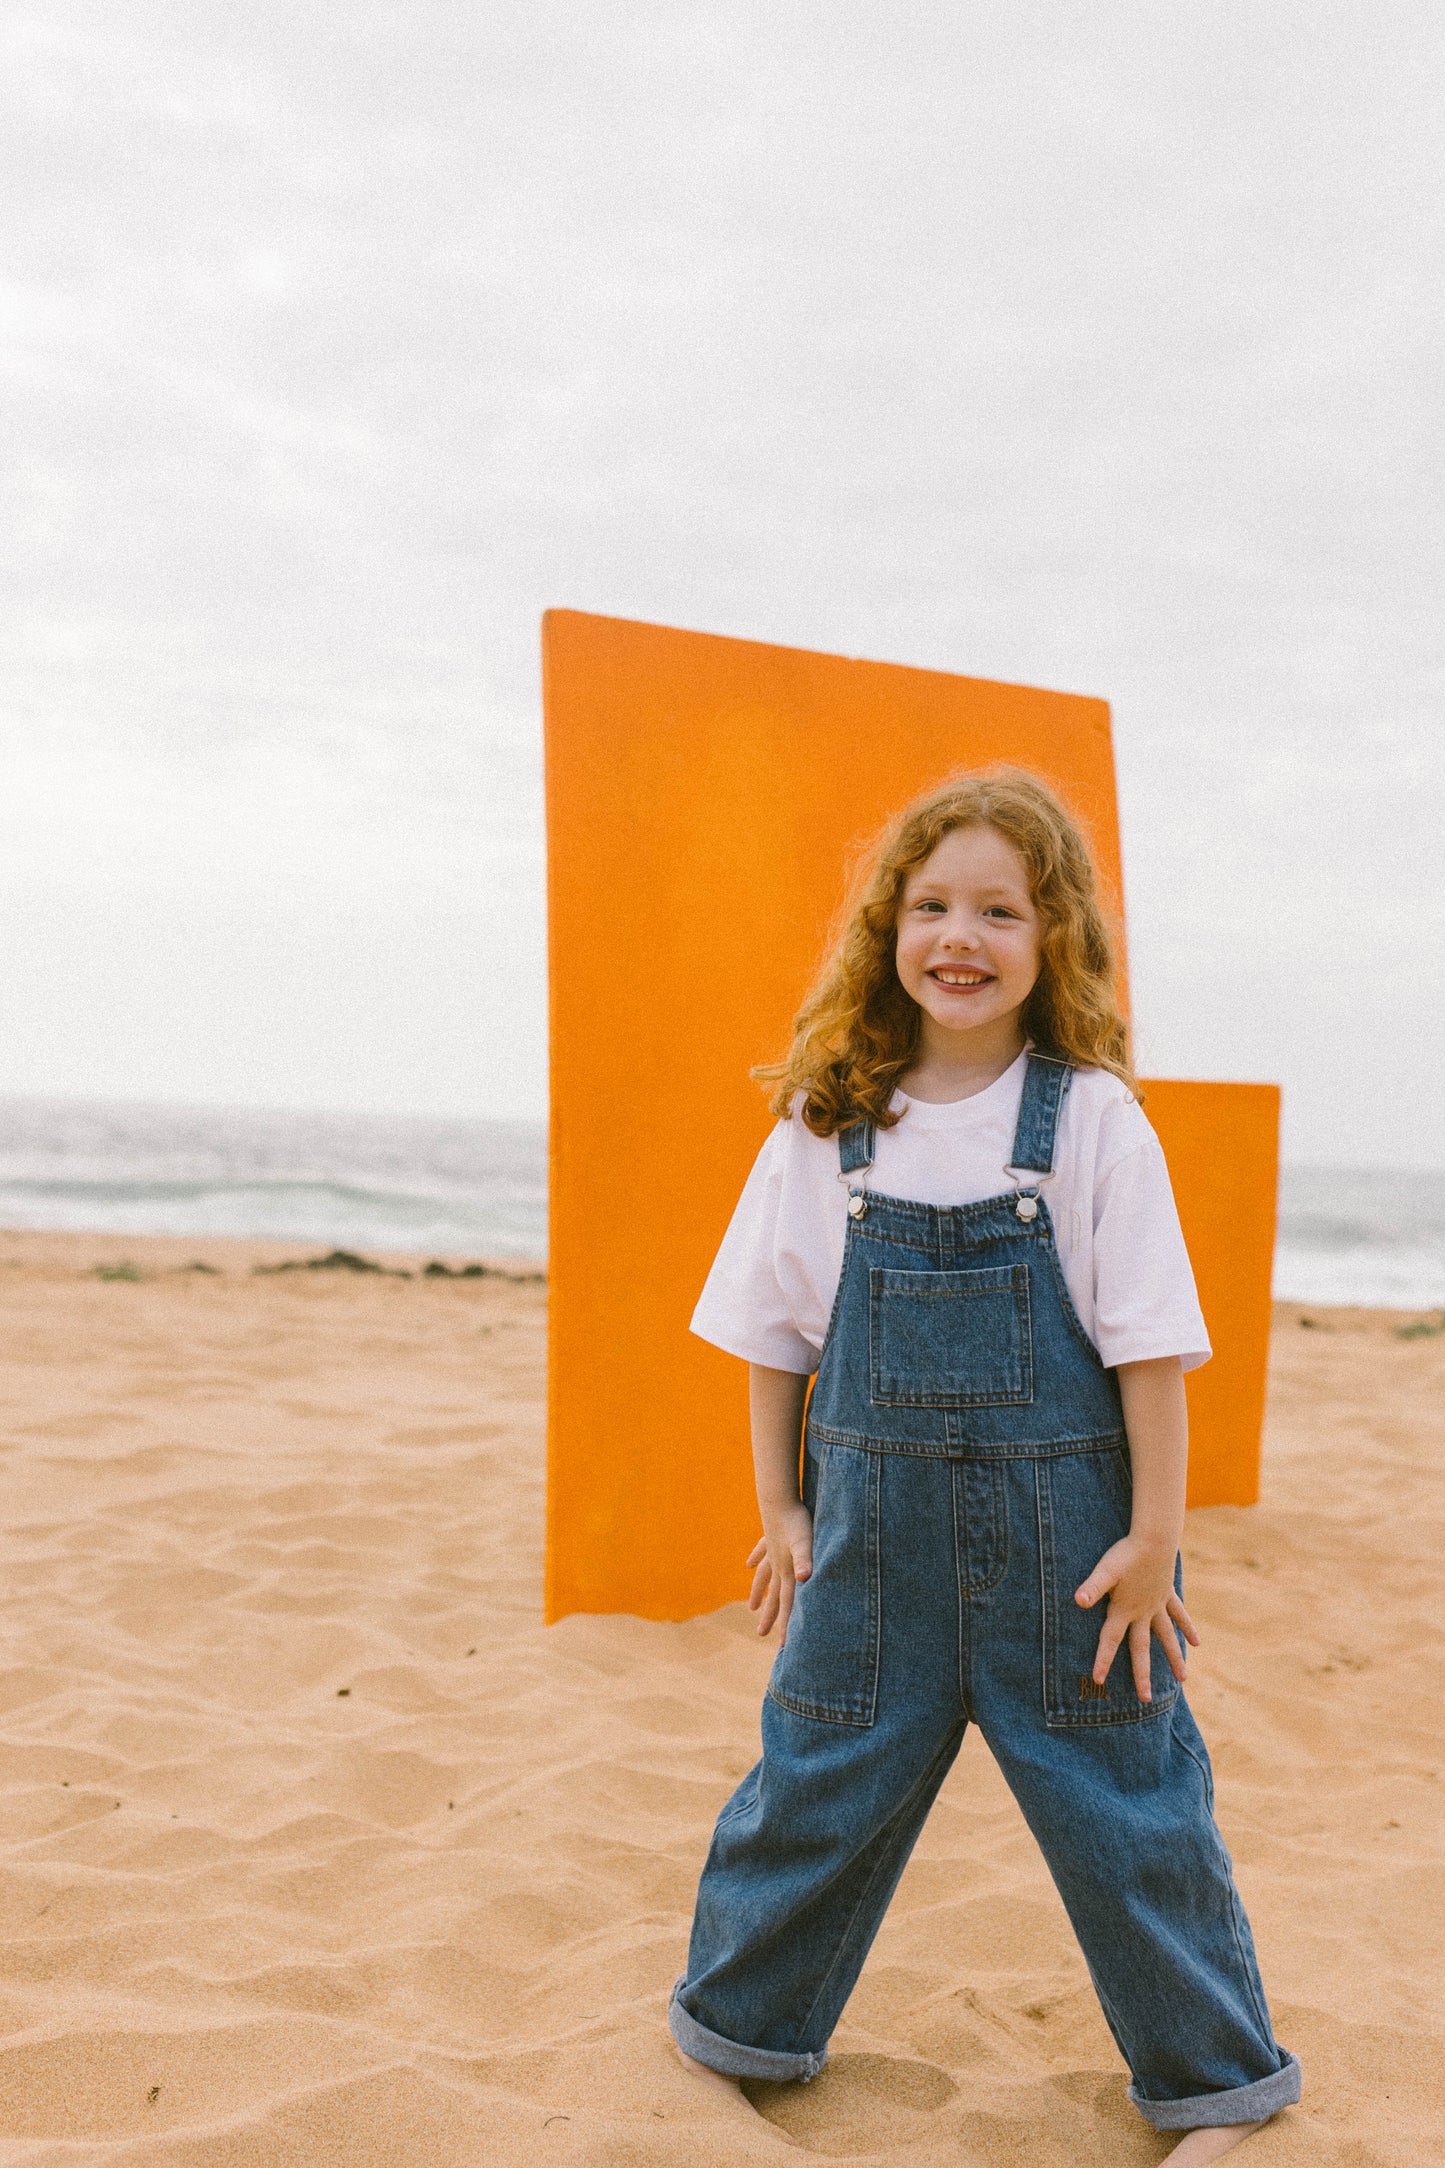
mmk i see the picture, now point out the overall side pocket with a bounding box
[1037,1446,1180,1729]
[767,1442,881,1728]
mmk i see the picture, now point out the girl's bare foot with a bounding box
[674,2045,755,2112]
[1164,2121,1265,2163]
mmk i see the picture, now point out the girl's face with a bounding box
[895,824,1043,1043]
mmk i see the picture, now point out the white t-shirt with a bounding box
[691,1050,1210,1376]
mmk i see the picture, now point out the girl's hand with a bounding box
[745,1504,814,1643]
[1075,1534,1200,1702]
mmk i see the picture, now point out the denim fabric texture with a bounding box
[670,1054,1301,2130]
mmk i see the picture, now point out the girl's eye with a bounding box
[914,899,946,913]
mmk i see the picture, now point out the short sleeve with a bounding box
[690,1127,820,1373]
[1090,1122,1212,1373]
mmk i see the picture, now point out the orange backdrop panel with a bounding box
[542,609,1275,1622]
[1141,1079,1280,1509]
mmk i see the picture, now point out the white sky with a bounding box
[2,3,1441,1164]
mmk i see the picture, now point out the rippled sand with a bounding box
[0,1230,1439,2164]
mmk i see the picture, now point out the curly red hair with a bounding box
[756,766,1135,1135]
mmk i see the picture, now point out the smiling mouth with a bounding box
[929,968,993,989]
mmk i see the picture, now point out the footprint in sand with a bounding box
[746,2052,957,2152]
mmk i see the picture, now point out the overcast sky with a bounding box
[3,2,1441,1165]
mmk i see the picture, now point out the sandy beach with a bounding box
[0,1229,1439,2165]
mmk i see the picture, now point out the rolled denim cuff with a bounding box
[668,1980,826,2083]
[1130,2048,1301,2130]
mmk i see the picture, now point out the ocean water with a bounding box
[0,1099,547,1261]
[1272,1165,1445,1312]
[0,1099,1440,1311]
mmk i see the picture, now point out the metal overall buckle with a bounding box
[839,1163,871,1221]
[1003,1165,1053,1223]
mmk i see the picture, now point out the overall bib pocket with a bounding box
[767,1442,880,1727]
[1038,1446,1180,1728]
[869,1263,1033,1407]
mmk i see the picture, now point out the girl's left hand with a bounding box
[1074,1535,1200,1702]
[745,1503,814,1644]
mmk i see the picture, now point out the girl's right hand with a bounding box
[745,1504,814,1643]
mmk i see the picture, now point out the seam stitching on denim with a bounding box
[863,1449,881,1727]
[804,1420,1129,1461]
[1173,1723,1275,2045]
[1035,1461,1054,1720]
[1039,1220,1110,1367]
[1039,1456,1178,1730]
[794,1723,965,2048]
[951,1462,968,1718]
[766,1440,880,1728]
[956,1460,1009,1600]
[813,1207,858,1373]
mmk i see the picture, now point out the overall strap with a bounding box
[1008,1053,1073,1174]
[838,1120,876,1176]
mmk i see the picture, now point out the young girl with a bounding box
[668,769,1299,2162]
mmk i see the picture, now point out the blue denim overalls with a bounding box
[670,1054,1301,2131]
